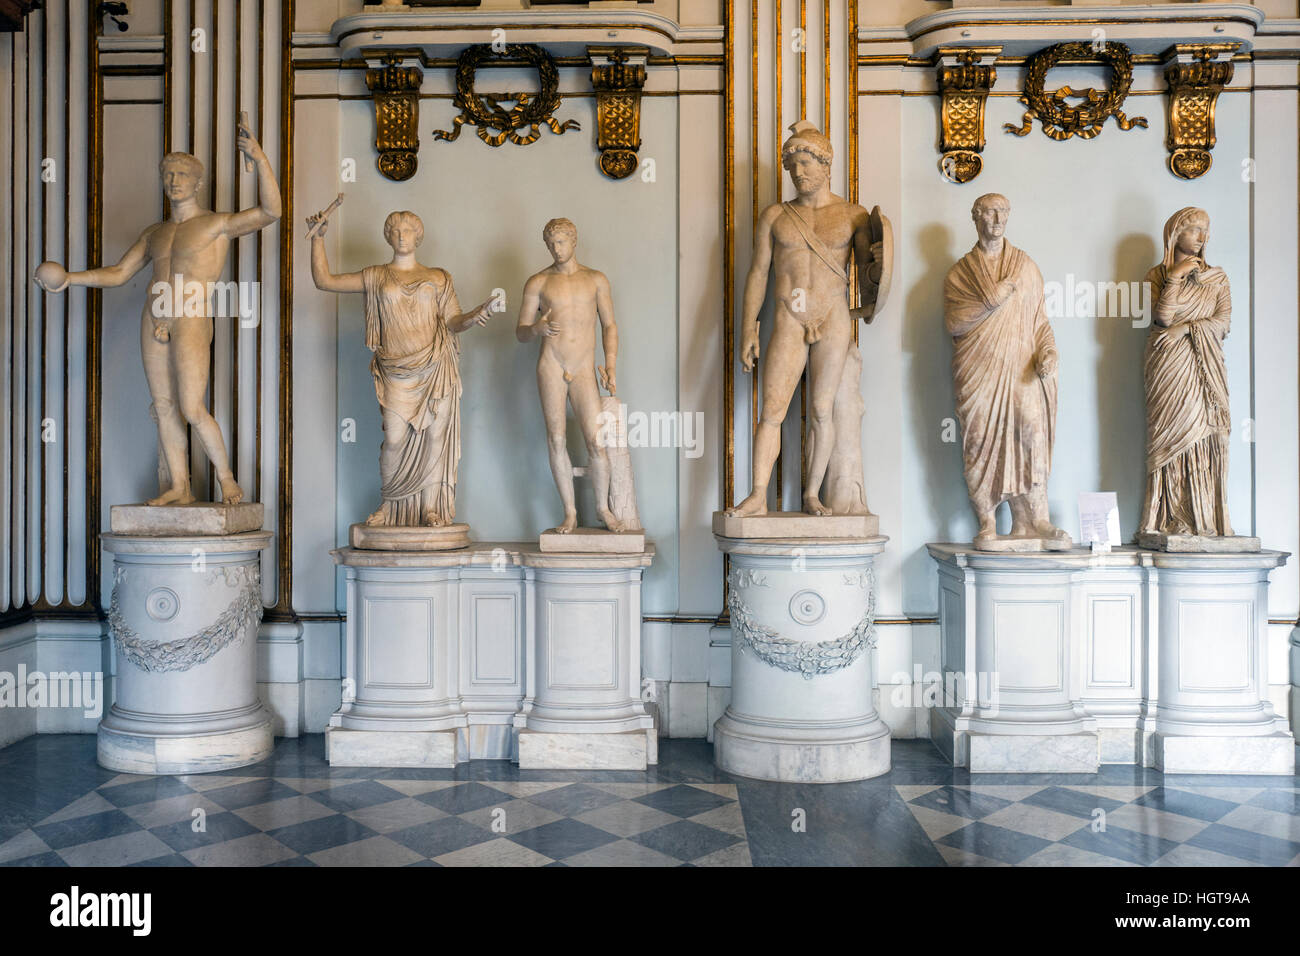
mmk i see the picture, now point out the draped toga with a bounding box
[363,264,462,525]
[1138,262,1233,536]
[943,242,1058,513]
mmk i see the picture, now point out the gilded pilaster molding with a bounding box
[934,46,999,184]
[1162,43,1238,181]
[588,45,648,180]
[366,52,424,181]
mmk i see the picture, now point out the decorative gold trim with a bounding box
[935,46,999,184]
[88,5,104,611]
[587,45,647,180]
[271,0,295,620]
[366,52,424,181]
[431,43,579,147]
[1162,43,1238,180]
[1004,41,1147,141]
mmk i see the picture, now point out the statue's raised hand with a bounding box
[237,121,267,165]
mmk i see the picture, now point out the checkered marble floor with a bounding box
[0,735,1297,866]
[903,782,1300,867]
[0,773,748,868]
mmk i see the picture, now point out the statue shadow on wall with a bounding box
[1098,230,1157,540]
[902,220,970,586]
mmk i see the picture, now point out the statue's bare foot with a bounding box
[973,531,1000,549]
[147,485,196,507]
[802,494,831,517]
[725,491,768,518]
[364,508,386,527]
[549,513,578,535]
[422,510,448,527]
[219,475,244,505]
[599,509,627,534]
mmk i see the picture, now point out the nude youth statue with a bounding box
[34,119,280,506]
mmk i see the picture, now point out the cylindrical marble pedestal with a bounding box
[713,533,892,782]
[98,531,274,774]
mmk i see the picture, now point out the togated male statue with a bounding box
[516,217,639,535]
[943,193,1072,551]
[308,207,494,528]
[34,120,280,506]
[727,120,890,518]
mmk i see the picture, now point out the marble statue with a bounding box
[34,120,280,506]
[516,218,639,536]
[1137,207,1248,550]
[727,120,891,519]
[943,193,1071,551]
[308,207,493,527]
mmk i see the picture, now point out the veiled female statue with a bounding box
[1137,207,1243,547]
[308,208,492,528]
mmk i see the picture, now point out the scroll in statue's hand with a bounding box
[237,122,267,165]
[1035,349,1058,379]
[740,326,760,372]
[306,213,329,239]
[467,299,494,329]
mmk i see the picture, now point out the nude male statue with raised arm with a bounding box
[728,120,888,518]
[34,118,281,506]
[516,218,625,534]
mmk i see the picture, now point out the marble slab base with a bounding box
[97,719,273,775]
[539,528,646,553]
[712,511,879,539]
[109,501,264,536]
[1151,733,1295,775]
[973,534,1073,553]
[1137,532,1262,553]
[713,712,892,782]
[516,729,652,770]
[349,522,470,551]
[325,728,461,768]
[968,733,1100,773]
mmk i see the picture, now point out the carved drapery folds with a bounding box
[935,46,1000,184]
[1005,41,1147,141]
[432,43,580,147]
[588,45,648,180]
[366,53,424,182]
[1163,43,1238,180]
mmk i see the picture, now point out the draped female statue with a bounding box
[1137,207,1253,550]
[308,208,493,530]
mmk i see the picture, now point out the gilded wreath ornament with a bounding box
[432,44,580,147]
[1005,41,1147,141]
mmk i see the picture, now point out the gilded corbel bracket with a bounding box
[366,53,424,181]
[588,45,649,180]
[935,46,1000,184]
[1163,43,1239,180]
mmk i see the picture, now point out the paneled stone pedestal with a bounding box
[327,542,656,769]
[929,544,1294,774]
[98,526,274,774]
[713,519,891,782]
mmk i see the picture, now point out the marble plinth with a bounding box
[712,511,879,540]
[713,525,892,783]
[1137,532,1261,553]
[517,729,654,770]
[109,502,264,536]
[325,728,461,768]
[349,522,470,551]
[928,544,1293,774]
[329,542,657,769]
[972,533,1073,553]
[98,529,274,774]
[539,528,645,553]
